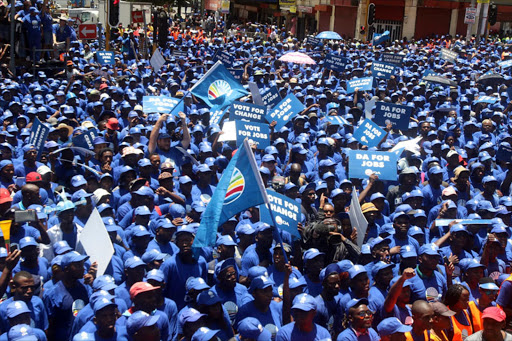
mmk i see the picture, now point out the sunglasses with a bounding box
[483,290,498,296]
[355,310,373,318]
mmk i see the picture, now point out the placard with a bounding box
[227,68,244,80]
[97,51,114,65]
[346,77,374,94]
[440,48,458,62]
[371,61,396,79]
[381,53,404,66]
[261,86,281,108]
[29,118,50,161]
[266,94,305,130]
[230,102,267,123]
[374,102,412,131]
[348,150,398,181]
[212,50,234,67]
[142,96,181,114]
[72,129,98,150]
[235,121,270,149]
[324,54,348,72]
[353,119,386,148]
[498,59,512,69]
[260,191,300,238]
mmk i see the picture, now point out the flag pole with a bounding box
[243,138,289,264]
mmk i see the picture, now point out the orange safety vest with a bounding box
[450,309,473,341]
[497,274,512,311]
[405,330,429,341]
[468,301,483,332]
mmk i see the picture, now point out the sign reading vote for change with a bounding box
[261,87,281,108]
[346,77,373,94]
[348,150,398,181]
[266,94,305,130]
[374,102,412,131]
[235,121,270,149]
[381,53,404,66]
[353,119,386,148]
[230,102,267,123]
[324,54,348,72]
[260,191,300,238]
[371,61,396,79]
[142,96,181,114]
[440,48,458,62]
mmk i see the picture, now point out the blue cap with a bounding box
[93,296,116,313]
[132,225,151,238]
[126,311,160,335]
[483,175,498,184]
[134,206,151,216]
[400,244,418,258]
[369,237,390,250]
[0,247,7,258]
[289,276,307,289]
[133,186,154,197]
[72,189,92,202]
[215,235,237,247]
[419,243,440,256]
[479,281,499,291]
[237,317,272,341]
[464,258,486,271]
[179,307,206,326]
[348,264,367,279]
[197,290,222,306]
[19,236,37,249]
[371,261,394,278]
[408,226,425,237]
[176,224,196,236]
[125,256,146,269]
[52,240,72,255]
[320,263,340,282]
[377,317,412,336]
[6,301,31,318]
[73,332,95,341]
[7,324,37,341]
[186,277,210,292]
[145,269,165,283]
[291,293,317,311]
[71,174,87,187]
[303,248,325,261]
[92,275,117,291]
[346,298,369,310]
[477,200,498,213]
[236,223,255,235]
[179,176,193,184]
[142,249,166,263]
[254,222,272,233]
[370,192,385,201]
[337,260,354,272]
[192,327,220,341]
[249,275,274,293]
[191,201,207,212]
[450,224,469,235]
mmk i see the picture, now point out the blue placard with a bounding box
[381,53,404,66]
[373,30,390,45]
[440,48,458,62]
[210,106,228,127]
[371,61,396,79]
[260,190,300,238]
[213,50,234,67]
[266,94,305,130]
[324,115,348,126]
[307,36,320,46]
[374,102,412,131]
[324,54,348,72]
[97,51,114,65]
[29,118,50,161]
[348,150,398,181]
[172,49,188,58]
[227,68,244,81]
[346,77,373,94]
[72,128,98,150]
[235,121,270,149]
[353,119,386,148]
[230,102,267,123]
[474,96,499,104]
[499,59,512,69]
[142,96,181,115]
[261,86,281,108]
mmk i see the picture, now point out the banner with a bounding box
[371,61,396,79]
[349,189,368,248]
[346,77,373,94]
[381,53,404,66]
[227,68,244,81]
[498,59,512,69]
[29,118,50,161]
[235,121,270,149]
[213,50,234,67]
[260,191,300,238]
[474,96,499,104]
[193,139,267,251]
[261,86,281,108]
[266,93,305,130]
[97,51,115,65]
[440,48,458,62]
[324,54,348,72]
[374,102,412,131]
[142,96,182,115]
[348,150,398,181]
[72,129,98,150]
[190,61,249,109]
[373,30,390,45]
[230,102,267,123]
[353,119,386,148]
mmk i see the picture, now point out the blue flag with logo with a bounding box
[190,61,249,109]
[260,190,300,238]
[193,139,267,251]
[373,31,390,45]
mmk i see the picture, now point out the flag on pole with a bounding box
[190,61,249,109]
[193,139,267,251]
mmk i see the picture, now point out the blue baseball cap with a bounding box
[369,237,390,250]
[419,243,440,256]
[19,236,37,249]
[249,275,274,293]
[196,290,222,306]
[371,261,394,279]
[141,249,166,263]
[400,244,418,258]
[73,332,95,341]
[125,256,146,269]
[7,324,37,341]
[348,264,367,279]
[320,263,341,282]
[175,224,196,236]
[477,200,498,213]
[126,311,159,335]
[145,269,165,283]
[236,223,255,235]
[303,248,325,262]
[192,327,220,341]
[291,293,317,311]
[71,174,87,187]
[6,300,31,318]
[179,307,206,326]
[346,298,369,310]
[377,317,412,336]
[185,277,210,292]
[191,201,206,212]
[134,205,151,216]
[93,297,116,313]
[132,225,151,238]
[237,317,272,341]
[450,224,469,235]
[92,275,117,291]
[289,276,307,290]
[248,266,268,280]
[61,251,89,268]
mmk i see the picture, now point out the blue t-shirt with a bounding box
[235,300,282,332]
[276,322,331,341]
[336,327,379,341]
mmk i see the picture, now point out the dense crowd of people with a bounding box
[0,6,511,341]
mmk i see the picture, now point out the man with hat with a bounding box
[241,222,273,278]
[43,251,92,340]
[160,225,208,310]
[148,112,191,168]
[210,257,247,309]
[314,263,342,334]
[125,310,161,341]
[429,301,455,341]
[337,298,379,340]
[114,256,146,308]
[468,277,500,333]
[276,293,331,340]
[0,301,46,340]
[377,317,412,341]
[465,307,512,341]
[237,317,272,341]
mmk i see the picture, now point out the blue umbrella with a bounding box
[316,31,342,40]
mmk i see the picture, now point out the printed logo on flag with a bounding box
[209,80,232,100]
[225,168,244,204]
